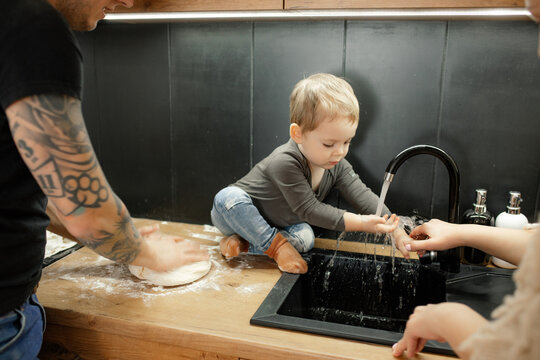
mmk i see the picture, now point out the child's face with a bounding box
[294,115,358,170]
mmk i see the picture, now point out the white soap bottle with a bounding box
[492,191,529,269]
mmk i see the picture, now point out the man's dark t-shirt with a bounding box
[0,0,82,315]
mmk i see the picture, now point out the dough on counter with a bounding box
[128,260,211,286]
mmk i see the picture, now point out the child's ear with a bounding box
[290,123,303,144]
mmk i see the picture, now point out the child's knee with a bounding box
[287,227,314,253]
[213,186,250,212]
[300,234,315,252]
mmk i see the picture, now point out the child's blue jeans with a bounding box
[0,294,45,360]
[211,186,315,254]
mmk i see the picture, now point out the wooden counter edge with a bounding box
[41,307,368,360]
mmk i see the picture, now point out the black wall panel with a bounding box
[345,21,447,219]
[170,22,252,224]
[92,24,173,219]
[437,21,540,221]
[76,31,100,158]
[253,21,344,163]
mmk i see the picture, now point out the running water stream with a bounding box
[375,178,397,267]
[375,179,391,217]
[324,178,418,287]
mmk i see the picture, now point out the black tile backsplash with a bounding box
[169,22,252,223]
[82,23,174,219]
[77,20,540,225]
[437,21,540,221]
[345,21,447,219]
[253,21,344,162]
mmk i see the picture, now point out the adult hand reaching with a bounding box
[132,224,210,272]
[392,303,487,359]
[404,219,531,266]
[406,219,463,256]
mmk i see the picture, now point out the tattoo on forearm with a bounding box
[11,95,105,214]
[63,174,108,208]
[81,202,141,263]
[8,94,142,262]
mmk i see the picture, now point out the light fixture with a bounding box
[104,8,532,23]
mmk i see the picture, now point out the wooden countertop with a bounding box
[38,219,454,360]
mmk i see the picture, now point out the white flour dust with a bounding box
[188,233,222,243]
[41,243,272,306]
[203,224,221,233]
[45,231,78,258]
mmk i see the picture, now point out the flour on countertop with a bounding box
[189,232,222,243]
[203,224,221,233]
[40,244,274,306]
[45,231,78,258]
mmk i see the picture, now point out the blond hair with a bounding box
[289,73,359,132]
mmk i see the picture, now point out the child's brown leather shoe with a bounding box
[264,233,308,274]
[220,234,249,259]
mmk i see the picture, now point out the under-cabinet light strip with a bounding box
[104,8,532,22]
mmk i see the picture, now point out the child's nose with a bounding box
[334,145,347,156]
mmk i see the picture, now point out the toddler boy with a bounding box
[211,73,399,274]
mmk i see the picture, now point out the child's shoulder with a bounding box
[266,139,302,161]
[263,140,307,172]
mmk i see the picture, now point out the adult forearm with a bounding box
[435,304,488,359]
[7,94,209,271]
[393,302,488,359]
[456,225,531,265]
[54,192,144,264]
[7,94,144,264]
[46,202,79,242]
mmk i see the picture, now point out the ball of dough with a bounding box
[128,260,211,286]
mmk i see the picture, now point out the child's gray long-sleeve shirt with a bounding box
[233,139,390,232]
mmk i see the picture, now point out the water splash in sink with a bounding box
[277,248,446,332]
[323,230,347,292]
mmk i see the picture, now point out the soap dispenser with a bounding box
[492,191,529,269]
[461,189,493,265]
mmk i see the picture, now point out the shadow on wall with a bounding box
[346,71,380,149]
[339,71,435,219]
[343,70,381,196]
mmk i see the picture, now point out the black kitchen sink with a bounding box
[251,247,515,356]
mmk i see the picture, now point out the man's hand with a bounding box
[132,224,210,272]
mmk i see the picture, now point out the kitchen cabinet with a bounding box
[112,0,525,13]
[285,0,525,9]
[112,0,283,12]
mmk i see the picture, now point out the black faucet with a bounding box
[384,144,461,273]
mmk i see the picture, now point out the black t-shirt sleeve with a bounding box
[0,0,82,110]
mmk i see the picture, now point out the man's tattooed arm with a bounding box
[6,94,142,263]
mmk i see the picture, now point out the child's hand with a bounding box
[377,214,400,233]
[362,214,399,233]
[343,213,399,233]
